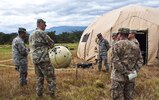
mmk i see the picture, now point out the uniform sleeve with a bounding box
[105,39,110,51]
[16,42,28,57]
[41,32,54,48]
[135,51,143,72]
[46,35,54,48]
[111,43,129,75]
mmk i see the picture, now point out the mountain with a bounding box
[46,26,87,34]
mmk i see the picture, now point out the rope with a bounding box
[0,63,76,71]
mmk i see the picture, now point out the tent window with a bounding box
[82,34,90,42]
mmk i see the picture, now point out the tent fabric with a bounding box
[77,5,159,65]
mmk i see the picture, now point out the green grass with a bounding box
[0,45,12,60]
[0,43,79,61]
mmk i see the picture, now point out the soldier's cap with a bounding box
[118,28,130,34]
[112,32,117,36]
[18,27,27,33]
[97,33,102,37]
[37,19,46,24]
[130,30,137,34]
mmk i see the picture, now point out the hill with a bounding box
[46,26,87,34]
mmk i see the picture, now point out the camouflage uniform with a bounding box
[12,35,28,86]
[110,33,118,69]
[29,27,56,96]
[131,38,140,47]
[112,33,118,46]
[110,39,143,100]
[129,30,140,47]
[112,40,117,46]
[97,38,110,72]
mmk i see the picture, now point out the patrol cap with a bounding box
[97,33,102,37]
[112,33,117,36]
[118,28,130,34]
[37,19,46,24]
[18,27,26,33]
[130,30,137,34]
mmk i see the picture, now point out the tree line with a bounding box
[0,31,83,44]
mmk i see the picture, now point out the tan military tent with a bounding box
[77,5,159,65]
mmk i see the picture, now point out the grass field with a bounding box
[0,43,78,61]
[0,44,159,100]
[0,45,12,60]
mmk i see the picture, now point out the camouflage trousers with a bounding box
[98,55,109,72]
[110,80,135,100]
[16,64,28,86]
[35,62,56,96]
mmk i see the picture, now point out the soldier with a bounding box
[29,19,56,97]
[97,33,110,73]
[128,30,140,47]
[12,27,29,86]
[110,28,143,100]
[112,33,117,45]
[110,33,117,69]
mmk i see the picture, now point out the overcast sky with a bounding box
[1,0,159,33]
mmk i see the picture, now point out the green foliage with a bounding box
[0,30,83,44]
[47,31,56,42]
[47,31,83,43]
[0,32,17,44]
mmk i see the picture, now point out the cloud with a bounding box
[0,0,159,33]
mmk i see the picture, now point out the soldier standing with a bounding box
[110,28,143,100]
[12,27,29,86]
[97,33,110,73]
[128,30,140,46]
[29,19,56,97]
[112,33,117,45]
